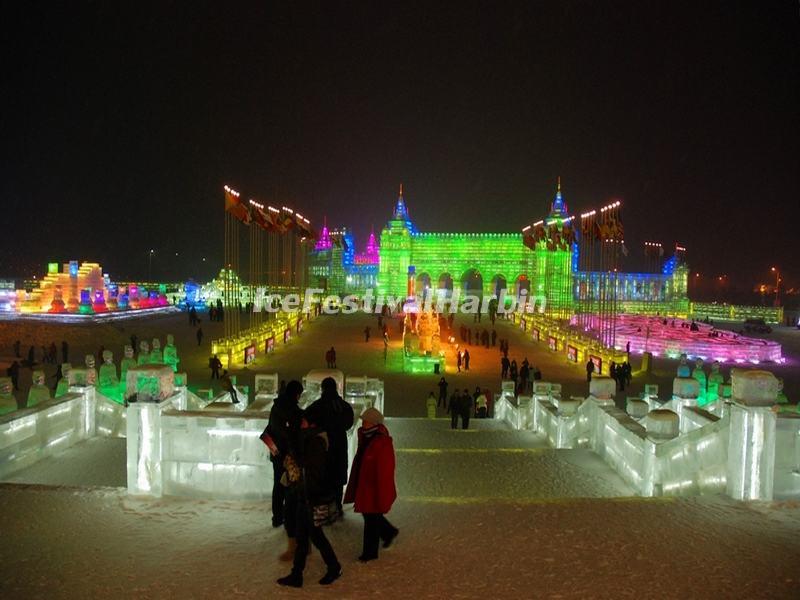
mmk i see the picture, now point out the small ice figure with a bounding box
[150,338,163,364]
[27,369,51,407]
[120,345,136,382]
[55,363,72,397]
[138,341,150,365]
[85,354,97,385]
[98,349,118,389]
[0,376,15,414]
[706,361,724,405]
[676,353,691,378]
[692,358,707,403]
[163,334,179,372]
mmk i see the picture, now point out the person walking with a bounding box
[460,389,473,429]
[437,377,448,408]
[196,327,204,346]
[501,355,510,379]
[305,377,354,519]
[265,381,303,538]
[448,392,461,429]
[456,350,462,373]
[344,407,398,563]
[491,329,497,347]
[463,349,470,371]
[426,392,437,418]
[209,354,222,379]
[364,326,371,342]
[8,360,20,391]
[276,412,342,588]
[509,359,517,383]
[586,359,595,383]
[475,390,488,418]
[220,370,239,404]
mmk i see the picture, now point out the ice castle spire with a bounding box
[550,176,568,217]
[394,183,408,220]
[314,215,332,250]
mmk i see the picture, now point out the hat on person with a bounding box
[360,407,384,425]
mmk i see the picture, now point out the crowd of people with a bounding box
[264,377,398,588]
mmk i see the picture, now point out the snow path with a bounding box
[2,418,800,598]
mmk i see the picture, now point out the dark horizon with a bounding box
[2,2,798,290]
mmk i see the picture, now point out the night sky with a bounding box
[2,2,798,289]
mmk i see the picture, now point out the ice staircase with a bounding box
[387,418,633,501]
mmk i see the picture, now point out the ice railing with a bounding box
[495,371,795,501]
[0,377,201,481]
[128,371,377,500]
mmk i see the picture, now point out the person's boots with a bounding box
[319,565,342,585]
[276,570,303,588]
[279,537,297,561]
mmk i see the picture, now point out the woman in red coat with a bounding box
[344,407,398,562]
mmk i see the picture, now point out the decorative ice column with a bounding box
[726,369,779,501]
[125,365,176,496]
[589,376,616,406]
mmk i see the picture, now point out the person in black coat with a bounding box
[460,389,473,430]
[304,377,354,517]
[266,380,304,533]
[277,411,342,588]
[448,392,461,429]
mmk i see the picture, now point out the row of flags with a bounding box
[224,186,317,239]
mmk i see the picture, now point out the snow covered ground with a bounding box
[2,419,800,598]
[2,312,800,597]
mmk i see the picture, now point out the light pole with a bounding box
[148,249,154,281]
[771,267,780,307]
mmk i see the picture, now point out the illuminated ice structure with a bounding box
[120,346,136,383]
[137,341,150,365]
[27,370,51,408]
[495,369,800,500]
[0,260,177,319]
[149,338,163,364]
[0,377,16,415]
[613,314,782,364]
[402,303,445,374]
[98,351,119,389]
[122,369,383,499]
[163,335,179,372]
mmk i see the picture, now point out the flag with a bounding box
[252,205,273,232]
[224,188,251,224]
[282,214,295,231]
[523,233,536,249]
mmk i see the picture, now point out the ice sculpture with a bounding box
[589,376,615,400]
[626,398,649,419]
[676,354,690,377]
[27,370,51,407]
[120,345,136,382]
[138,341,150,365]
[150,338,163,364]
[0,376,15,414]
[163,334,179,372]
[705,361,724,405]
[125,365,175,403]
[644,409,679,439]
[84,355,97,386]
[55,363,72,397]
[98,350,118,390]
[691,358,707,402]
[727,369,779,500]
[672,377,699,399]
[730,369,780,406]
